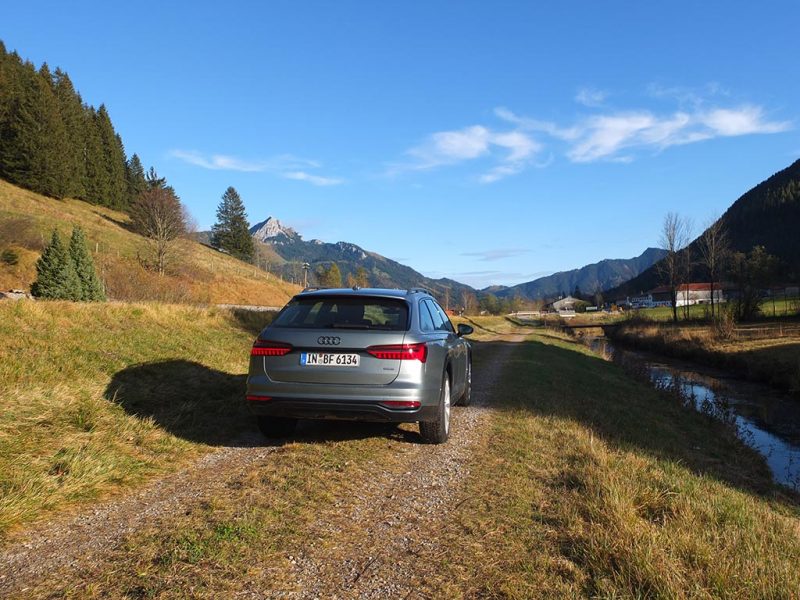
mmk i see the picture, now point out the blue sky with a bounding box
[3,1,799,288]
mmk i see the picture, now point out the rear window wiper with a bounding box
[331,323,371,329]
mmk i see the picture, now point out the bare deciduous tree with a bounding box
[130,187,186,275]
[697,215,730,320]
[658,212,692,323]
[460,288,478,315]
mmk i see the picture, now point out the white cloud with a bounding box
[168,150,267,172]
[169,150,343,185]
[407,125,492,168]
[575,87,607,107]
[283,171,344,186]
[700,105,790,136]
[400,124,541,182]
[566,105,789,162]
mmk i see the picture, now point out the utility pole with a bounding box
[303,262,310,288]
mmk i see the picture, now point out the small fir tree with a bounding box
[211,187,254,261]
[69,226,105,301]
[31,230,81,300]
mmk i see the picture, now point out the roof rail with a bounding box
[302,286,324,292]
[407,287,434,296]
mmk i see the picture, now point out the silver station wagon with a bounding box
[246,287,473,443]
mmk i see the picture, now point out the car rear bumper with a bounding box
[246,374,439,422]
[247,396,437,422]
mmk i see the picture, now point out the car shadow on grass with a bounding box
[225,308,278,338]
[105,359,422,448]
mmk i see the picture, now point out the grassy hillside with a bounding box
[611,158,800,298]
[0,300,276,537]
[0,179,300,305]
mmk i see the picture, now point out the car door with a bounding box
[425,299,465,395]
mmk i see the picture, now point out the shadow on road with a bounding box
[105,359,422,447]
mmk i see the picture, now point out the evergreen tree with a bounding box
[0,58,69,198]
[125,153,147,204]
[211,186,254,260]
[52,68,87,199]
[82,105,110,205]
[68,226,105,301]
[95,105,128,209]
[31,230,81,300]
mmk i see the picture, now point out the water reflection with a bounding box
[590,338,800,490]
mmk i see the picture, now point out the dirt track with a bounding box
[0,337,521,598]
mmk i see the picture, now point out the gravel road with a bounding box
[0,337,521,598]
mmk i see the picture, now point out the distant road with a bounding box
[215,303,284,312]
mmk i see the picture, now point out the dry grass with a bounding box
[611,321,800,395]
[0,300,277,538]
[0,178,300,305]
[428,334,800,598]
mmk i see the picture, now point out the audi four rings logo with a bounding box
[317,336,341,346]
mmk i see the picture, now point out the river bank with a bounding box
[607,320,800,397]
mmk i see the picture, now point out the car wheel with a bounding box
[456,357,472,407]
[419,373,450,444]
[257,416,297,438]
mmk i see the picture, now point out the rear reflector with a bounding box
[367,343,427,362]
[251,340,293,357]
[246,395,273,402]
[380,400,421,409]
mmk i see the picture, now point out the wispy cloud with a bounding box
[575,87,607,107]
[496,102,790,164]
[394,124,542,183]
[283,171,344,186]
[168,150,270,172]
[460,248,530,261]
[168,150,343,185]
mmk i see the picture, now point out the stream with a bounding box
[589,337,800,491]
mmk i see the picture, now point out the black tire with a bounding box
[419,373,451,444]
[257,416,297,438]
[456,356,472,407]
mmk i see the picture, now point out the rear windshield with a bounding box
[273,296,410,331]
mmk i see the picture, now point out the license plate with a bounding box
[300,352,360,367]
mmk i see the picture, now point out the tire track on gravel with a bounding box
[250,337,523,599]
[0,336,523,598]
[0,433,274,596]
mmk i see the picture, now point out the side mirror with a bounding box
[457,323,474,337]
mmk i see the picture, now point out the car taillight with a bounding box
[366,343,427,362]
[246,395,273,402]
[380,400,421,408]
[251,340,293,357]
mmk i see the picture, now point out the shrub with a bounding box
[1,248,19,266]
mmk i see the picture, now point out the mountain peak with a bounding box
[249,217,299,243]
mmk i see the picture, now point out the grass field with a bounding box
[631,298,800,321]
[4,310,800,597]
[0,179,299,305]
[0,300,278,537]
[428,333,800,598]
